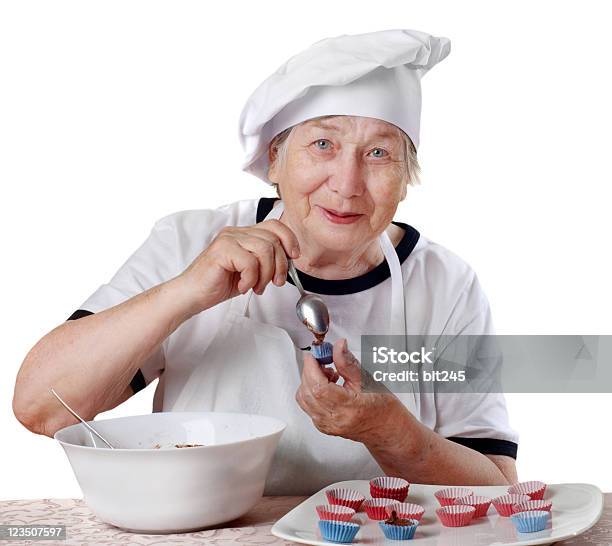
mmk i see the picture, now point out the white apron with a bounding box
[170,200,418,495]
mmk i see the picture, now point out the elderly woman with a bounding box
[13,29,518,494]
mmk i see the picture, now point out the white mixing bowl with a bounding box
[54,411,286,533]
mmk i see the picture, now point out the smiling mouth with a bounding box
[318,206,364,224]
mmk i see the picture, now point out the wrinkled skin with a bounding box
[295,338,397,443]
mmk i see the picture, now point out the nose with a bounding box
[326,150,366,198]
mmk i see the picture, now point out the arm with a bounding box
[296,340,518,485]
[361,395,517,485]
[13,277,196,437]
[13,218,301,438]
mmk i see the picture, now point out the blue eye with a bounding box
[314,139,332,150]
[369,147,388,158]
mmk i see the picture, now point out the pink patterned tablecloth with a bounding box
[0,494,610,545]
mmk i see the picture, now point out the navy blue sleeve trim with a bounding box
[128,369,146,394]
[447,437,518,459]
[67,309,94,321]
[67,309,147,395]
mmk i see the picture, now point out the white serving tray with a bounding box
[271,480,603,545]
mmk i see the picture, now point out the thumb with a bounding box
[333,339,361,392]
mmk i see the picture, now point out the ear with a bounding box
[268,141,278,163]
[268,143,279,183]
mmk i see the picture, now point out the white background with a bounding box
[1,0,611,499]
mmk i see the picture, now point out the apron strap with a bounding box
[378,229,407,341]
[378,226,418,412]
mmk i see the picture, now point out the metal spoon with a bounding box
[50,388,115,449]
[287,259,330,337]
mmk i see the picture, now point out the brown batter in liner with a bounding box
[384,510,413,526]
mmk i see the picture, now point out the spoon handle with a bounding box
[50,388,115,449]
[287,259,306,297]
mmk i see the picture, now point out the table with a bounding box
[1,494,610,545]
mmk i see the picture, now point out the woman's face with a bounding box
[269,115,408,253]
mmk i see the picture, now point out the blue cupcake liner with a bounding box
[318,520,360,543]
[511,510,550,533]
[311,341,334,365]
[379,520,419,540]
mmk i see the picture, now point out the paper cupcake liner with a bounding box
[378,520,418,541]
[371,487,408,502]
[453,495,492,518]
[385,503,425,521]
[363,498,396,520]
[434,487,474,507]
[325,488,366,511]
[311,341,334,365]
[512,499,553,514]
[370,477,410,501]
[492,494,531,517]
[318,520,360,543]
[436,505,476,527]
[316,504,356,522]
[508,481,547,500]
[371,489,408,501]
[511,510,550,533]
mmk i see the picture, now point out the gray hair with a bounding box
[268,116,421,197]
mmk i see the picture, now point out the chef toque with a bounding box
[238,28,451,184]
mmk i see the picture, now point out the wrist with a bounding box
[361,395,428,454]
[162,275,205,324]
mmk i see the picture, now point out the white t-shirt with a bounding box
[74,197,518,469]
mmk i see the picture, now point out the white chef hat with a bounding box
[238,28,451,184]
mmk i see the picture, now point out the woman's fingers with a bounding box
[258,219,301,259]
[302,353,331,393]
[221,239,261,294]
[183,219,300,311]
[322,366,340,383]
[301,353,348,404]
[226,225,297,293]
[302,352,340,384]
[234,235,277,294]
[332,339,362,393]
[297,353,363,439]
[245,228,290,286]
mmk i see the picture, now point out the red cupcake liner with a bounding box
[453,495,492,518]
[492,494,531,517]
[436,505,476,527]
[434,487,474,507]
[385,502,426,522]
[316,504,356,522]
[370,477,410,502]
[325,488,365,511]
[512,499,553,514]
[362,498,396,520]
[371,487,408,502]
[508,481,547,500]
[371,488,408,502]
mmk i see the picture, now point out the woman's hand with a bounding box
[295,339,400,444]
[178,220,300,314]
